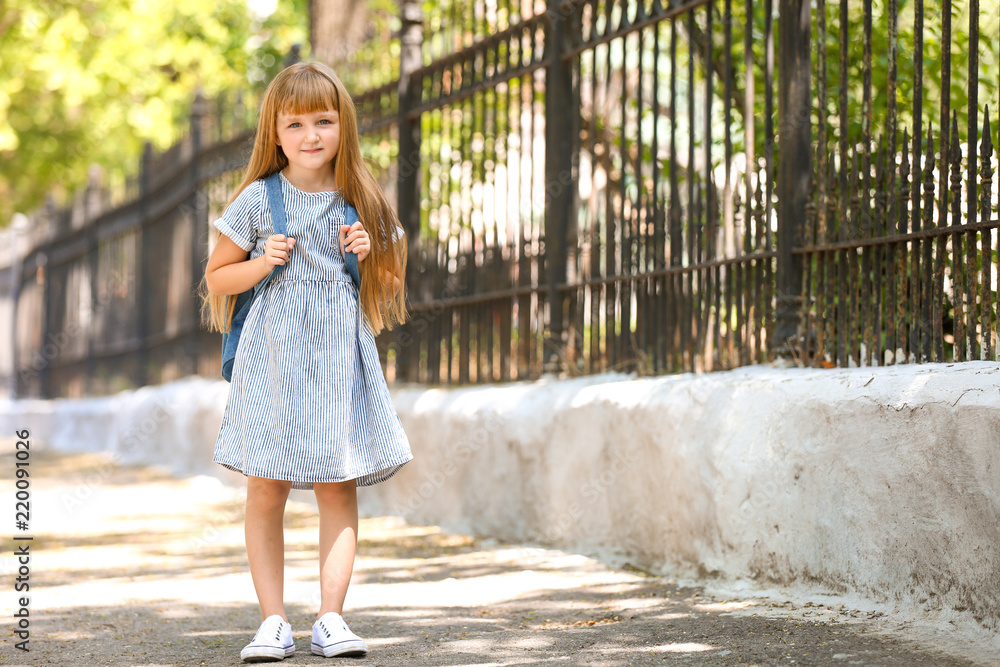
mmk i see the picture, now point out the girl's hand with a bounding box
[339,222,370,262]
[263,233,296,269]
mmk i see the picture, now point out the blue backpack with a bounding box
[221,172,361,382]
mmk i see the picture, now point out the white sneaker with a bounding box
[311,611,368,658]
[240,614,295,662]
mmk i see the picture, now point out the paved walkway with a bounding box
[1,450,987,666]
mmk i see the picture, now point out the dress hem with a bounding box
[213,455,413,490]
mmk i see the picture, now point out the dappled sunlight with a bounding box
[8,452,979,666]
[648,642,717,653]
[647,611,695,621]
[614,596,677,610]
[692,600,758,613]
[363,636,416,648]
[182,629,255,637]
[43,630,95,641]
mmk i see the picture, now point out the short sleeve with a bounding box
[212,180,265,251]
[373,214,405,253]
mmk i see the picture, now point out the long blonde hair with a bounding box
[200,61,408,336]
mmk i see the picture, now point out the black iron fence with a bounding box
[387,0,999,383]
[7,0,999,398]
[8,93,256,398]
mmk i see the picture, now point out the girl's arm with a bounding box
[380,257,403,291]
[382,270,402,291]
[205,234,294,295]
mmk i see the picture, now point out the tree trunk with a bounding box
[309,0,371,67]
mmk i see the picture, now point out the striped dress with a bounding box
[212,170,413,489]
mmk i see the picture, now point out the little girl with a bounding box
[201,61,412,662]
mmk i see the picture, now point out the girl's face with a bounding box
[275,108,341,175]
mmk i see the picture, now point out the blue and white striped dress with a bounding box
[212,170,413,489]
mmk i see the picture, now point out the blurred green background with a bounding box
[0,0,313,226]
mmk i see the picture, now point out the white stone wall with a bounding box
[366,363,1000,633]
[2,362,998,632]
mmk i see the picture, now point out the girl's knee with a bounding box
[314,479,357,503]
[247,476,293,506]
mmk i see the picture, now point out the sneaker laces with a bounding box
[255,618,284,643]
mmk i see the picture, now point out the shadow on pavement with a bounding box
[0,450,981,667]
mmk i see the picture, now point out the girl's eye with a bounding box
[288,122,301,128]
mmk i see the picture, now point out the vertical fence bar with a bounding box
[899,127,913,363]
[426,110,442,385]
[824,157,837,364]
[604,35,617,373]
[848,147,860,365]
[837,0,849,367]
[981,111,994,358]
[473,84,485,381]
[723,0,735,367]
[588,31,601,374]
[569,11,585,374]
[653,18,665,372]
[188,92,207,377]
[671,12,684,370]
[775,0,810,358]
[910,0,924,363]
[85,175,99,394]
[814,0,829,366]
[634,24,646,373]
[860,0,873,365]
[687,7,697,370]
[922,124,937,362]
[38,233,50,398]
[705,3,720,370]
[517,73,531,379]
[951,111,966,361]
[440,106,454,382]
[886,0,898,362]
[874,136,887,364]
[135,142,153,388]
[488,80,501,380]
[744,0,759,362]
[938,0,953,360]
[763,0,776,358]
[618,23,630,373]
[544,8,575,373]
[968,0,982,359]
[397,0,423,382]
[459,93,473,382]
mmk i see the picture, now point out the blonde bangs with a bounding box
[276,69,341,118]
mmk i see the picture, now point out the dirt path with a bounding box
[0,450,988,666]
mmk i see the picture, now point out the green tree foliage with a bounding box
[0,0,309,226]
[817,0,999,150]
[685,0,998,171]
[575,0,999,191]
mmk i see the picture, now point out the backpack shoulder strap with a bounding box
[221,173,288,381]
[265,172,288,237]
[256,173,288,290]
[342,202,362,291]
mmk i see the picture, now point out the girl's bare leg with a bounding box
[313,479,358,617]
[245,476,293,622]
